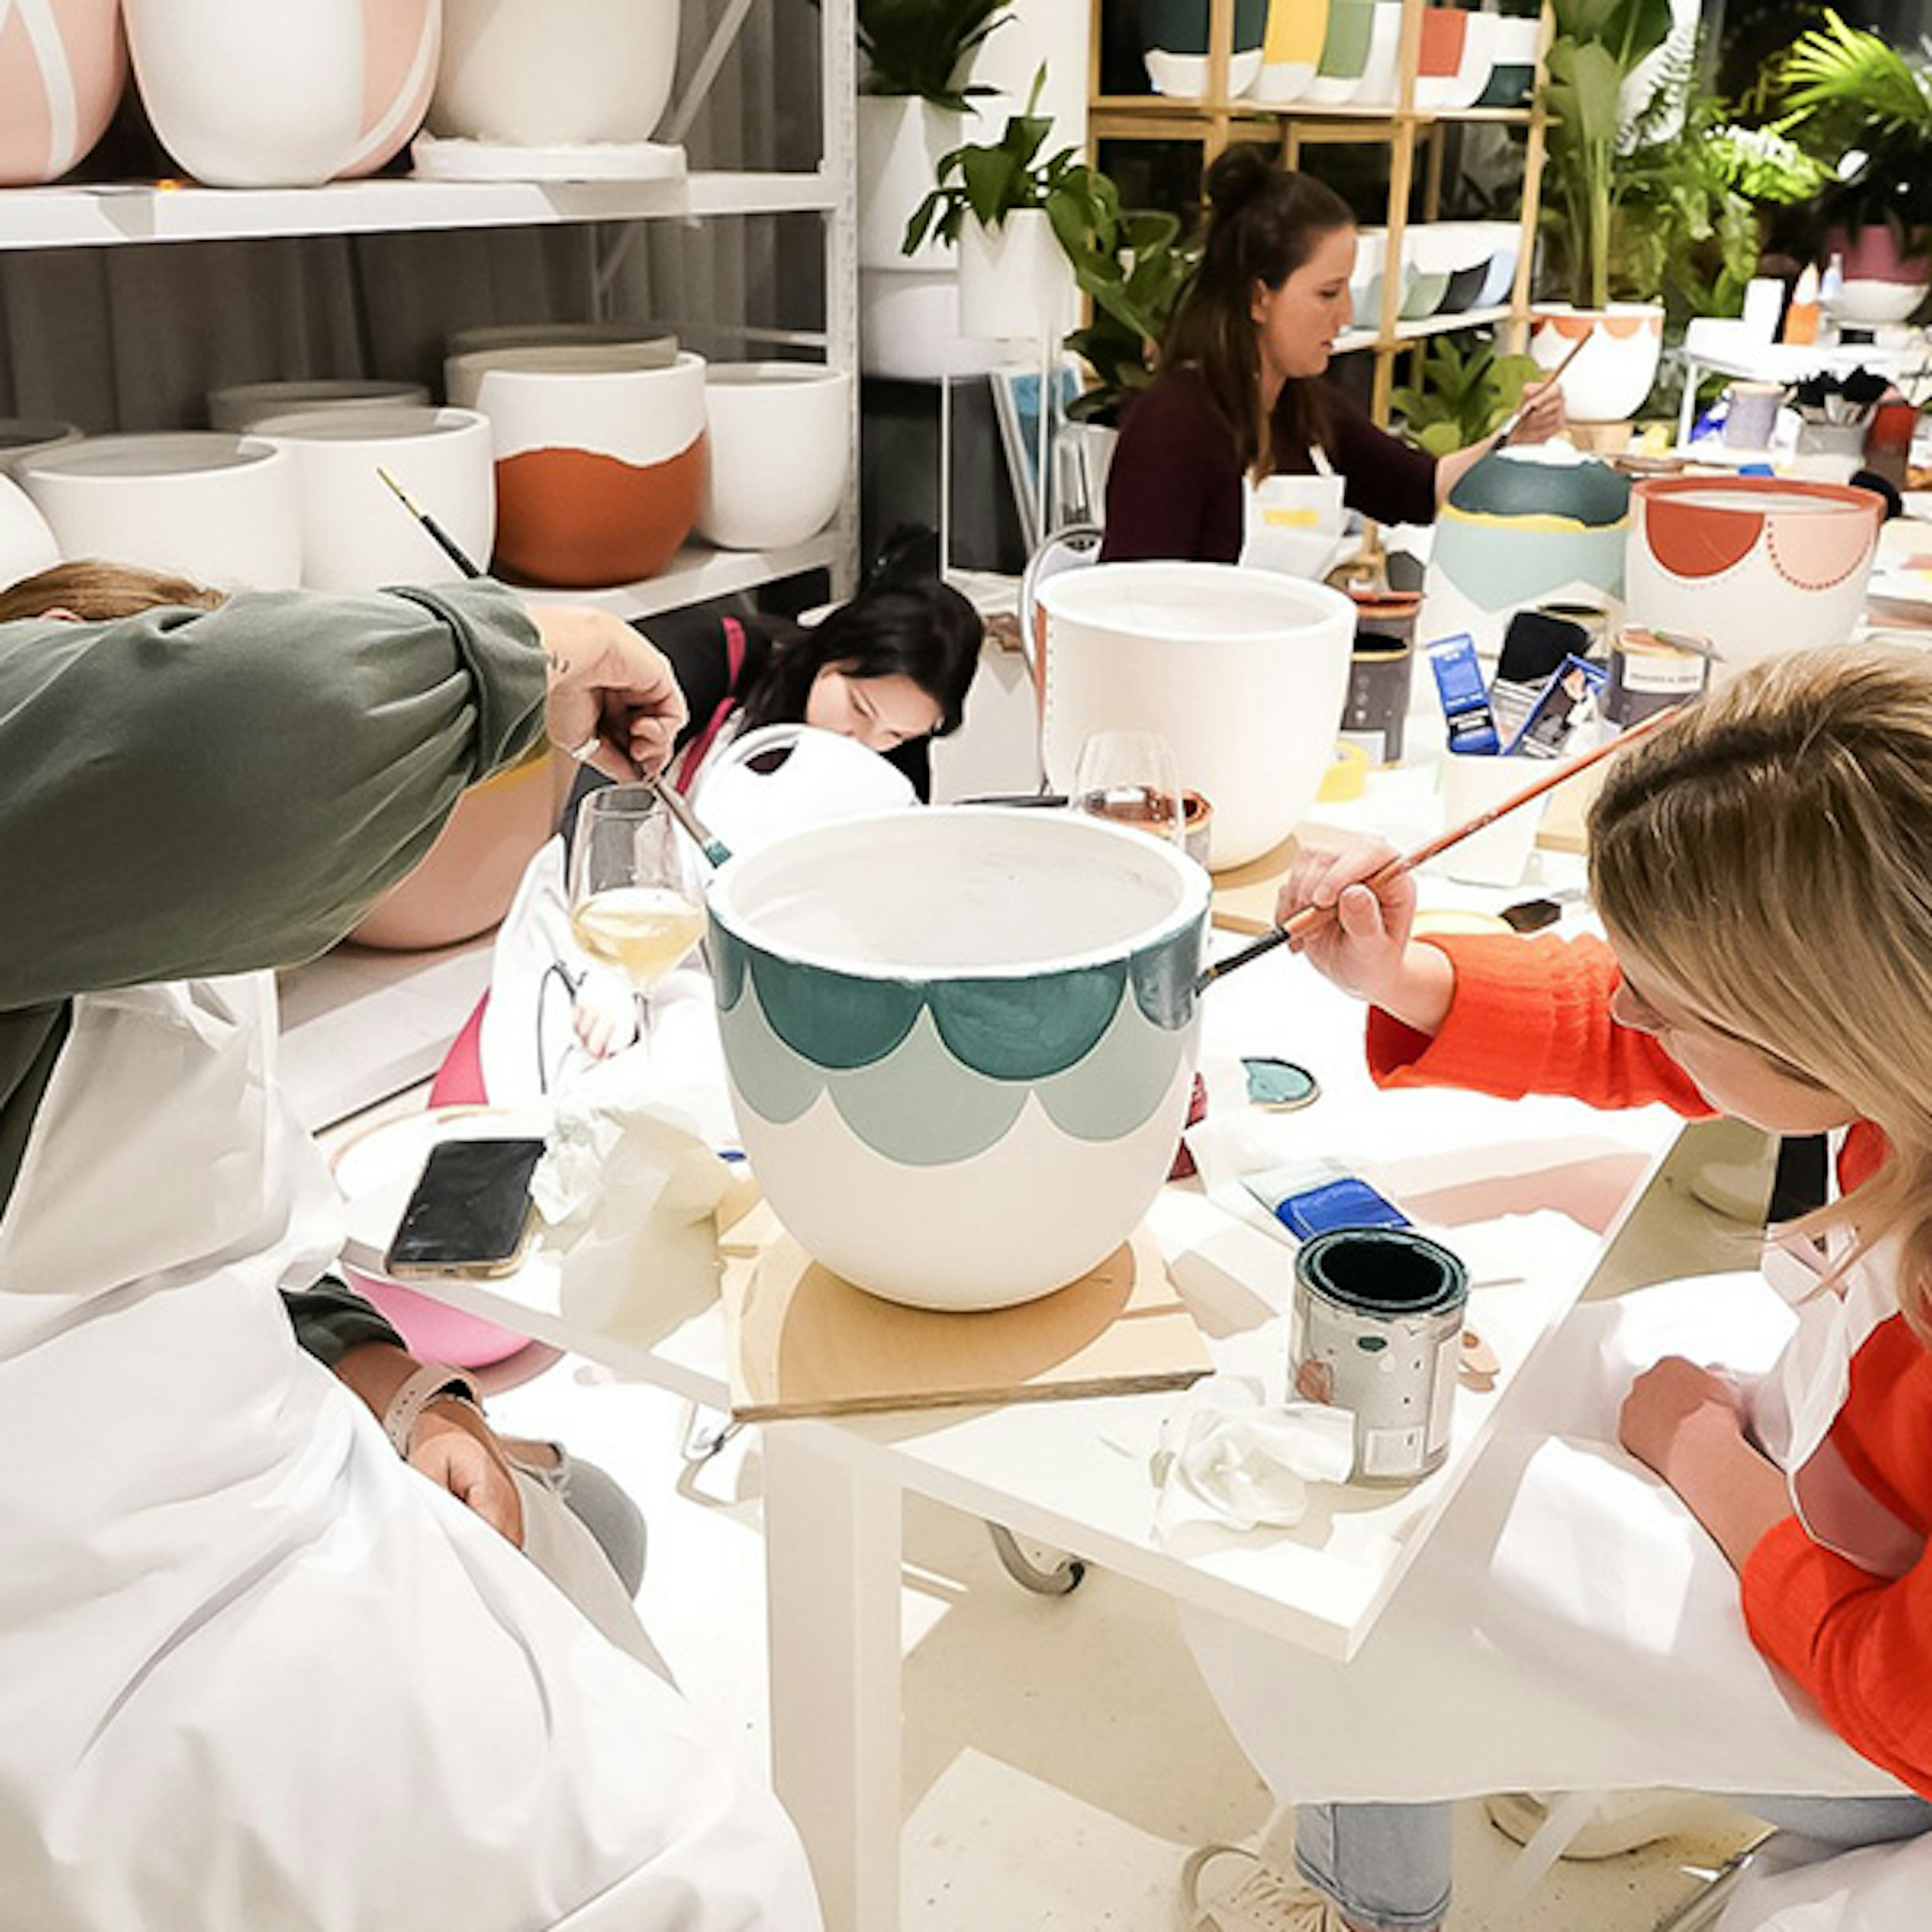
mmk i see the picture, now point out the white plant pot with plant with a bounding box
[956,207,1073,341]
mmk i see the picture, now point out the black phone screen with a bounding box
[384,1137,546,1272]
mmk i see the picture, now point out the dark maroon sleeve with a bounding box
[1319,384,1439,527]
[1100,372,1244,562]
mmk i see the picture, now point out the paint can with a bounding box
[1289,1226,1468,1483]
[1342,589,1421,765]
[1604,623,1710,729]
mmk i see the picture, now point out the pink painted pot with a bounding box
[339,0,442,178]
[1624,476,1884,673]
[0,0,125,187]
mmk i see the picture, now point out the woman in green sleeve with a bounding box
[0,562,821,1931]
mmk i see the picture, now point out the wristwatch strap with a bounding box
[382,1362,482,1457]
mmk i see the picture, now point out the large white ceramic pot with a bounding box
[1141,0,1266,96]
[430,0,679,146]
[253,405,494,590]
[1624,476,1884,673]
[860,270,1001,380]
[1528,304,1665,423]
[1034,563,1353,870]
[0,0,124,187]
[1420,445,1630,655]
[447,345,706,586]
[18,433,302,590]
[446,322,675,360]
[0,473,60,587]
[125,0,366,187]
[857,94,963,273]
[1251,0,1328,105]
[350,742,572,950]
[1352,0,1402,108]
[956,208,1074,343]
[697,364,852,552]
[207,378,431,434]
[0,416,82,480]
[707,807,1209,1310]
[339,0,442,178]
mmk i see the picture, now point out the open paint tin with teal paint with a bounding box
[1290,1227,1469,1484]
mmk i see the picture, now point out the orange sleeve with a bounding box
[1742,1518,1932,1798]
[1365,932,1714,1116]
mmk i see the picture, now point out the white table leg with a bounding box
[763,1425,904,1932]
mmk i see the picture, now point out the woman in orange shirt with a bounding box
[1181,646,1932,1932]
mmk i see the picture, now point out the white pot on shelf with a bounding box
[956,209,1073,344]
[1530,304,1666,423]
[859,270,1001,380]
[125,0,365,188]
[430,0,679,146]
[0,473,60,587]
[0,417,83,481]
[207,379,432,434]
[18,433,302,591]
[858,95,968,274]
[252,405,494,591]
[697,365,852,552]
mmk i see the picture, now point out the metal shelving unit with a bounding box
[1087,0,1550,422]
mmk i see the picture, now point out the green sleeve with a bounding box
[282,1277,408,1368]
[0,581,547,1007]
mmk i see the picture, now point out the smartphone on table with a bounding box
[383,1136,547,1280]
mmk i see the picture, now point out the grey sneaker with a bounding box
[1177,1844,1334,1932]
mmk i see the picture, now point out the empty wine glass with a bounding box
[567,784,706,992]
[1072,730,1185,844]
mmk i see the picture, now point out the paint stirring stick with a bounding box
[376,465,484,580]
[1196,708,1675,992]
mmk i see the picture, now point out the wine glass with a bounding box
[1072,730,1186,844]
[567,784,707,992]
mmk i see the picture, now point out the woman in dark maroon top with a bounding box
[1101,152,1565,564]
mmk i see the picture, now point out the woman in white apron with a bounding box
[1100,150,1565,569]
[0,569,821,1930]
[1180,645,1932,1932]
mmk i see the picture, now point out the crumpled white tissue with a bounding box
[1154,1373,1356,1543]
[534,1098,752,1341]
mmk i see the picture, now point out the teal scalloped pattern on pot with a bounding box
[716,964,1196,1166]
[709,910,1200,1078]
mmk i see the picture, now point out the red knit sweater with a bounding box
[1366,932,1932,1799]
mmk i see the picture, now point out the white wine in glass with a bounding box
[568,784,706,991]
[1072,731,1186,843]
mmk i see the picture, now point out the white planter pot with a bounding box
[125,0,365,188]
[340,0,442,179]
[859,268,1000,380]
[1034,562,1354,870]
[0,473,60,585]
[697,365,852,552]
[857,95,967,274]
[0,0,125,187]
[448,346,707,586]
[0,417,82,480]
[18,433,302,591]
[252,405,494,591]
[957,209,1073,344]
[207,379,431,434]
[1530,304,1666,424]
[431,0,679,146]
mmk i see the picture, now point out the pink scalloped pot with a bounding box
[339,0,441,178]
[1625,476,1884,673]
[0,0,126,187]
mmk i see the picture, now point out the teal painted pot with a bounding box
[707,808,1209,1310]
[1142,0,1266,97]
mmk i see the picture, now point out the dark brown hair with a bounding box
[0,558,225,624]
[1161,149,1354,479]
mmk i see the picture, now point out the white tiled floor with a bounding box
[483,1346,1767,1930]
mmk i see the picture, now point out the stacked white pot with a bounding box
[208,380,432,435]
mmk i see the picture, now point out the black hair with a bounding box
[740,536,981,738]
[1162,149,1355,479]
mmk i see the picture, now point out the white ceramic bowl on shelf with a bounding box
[208,379,432,434]
[17,432,301,590]
[251,405,495,591]
[0,418,83,480]
[0,473,60,588]
[697,364,853,552]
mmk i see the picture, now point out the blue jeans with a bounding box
[1293,1794,1932,1932]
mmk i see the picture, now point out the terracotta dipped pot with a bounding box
[349,742,573,950]
[339,0,442,179]
[447,346,707,587]
[706,807,1208,1310]
[1528,304,1665,424]
[1624,476,1884,674]
[0,0,125,187]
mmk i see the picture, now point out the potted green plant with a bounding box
[1534,0,1674,420]
[1388,336,1545,456]
[1775,10,1932,323]
[903,71,1101,340]
[856,0,1016,377]
[1061,204,1198,426]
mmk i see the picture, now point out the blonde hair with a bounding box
[1589,645,1932,1337]
[0,558,225,625]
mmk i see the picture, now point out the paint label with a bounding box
[1617,648,1706,694]
[1361,1425,1426,1478]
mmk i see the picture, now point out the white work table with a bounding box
[337,821,1687,1931]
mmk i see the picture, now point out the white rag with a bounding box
[1154,1373,1355,1543]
